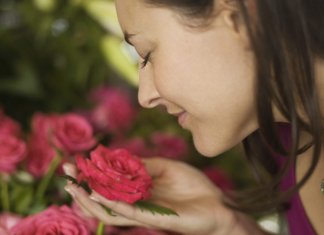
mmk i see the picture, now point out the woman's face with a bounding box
[115,0,258,157]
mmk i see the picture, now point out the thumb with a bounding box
[142,157,177,178]
[63,162,78,178]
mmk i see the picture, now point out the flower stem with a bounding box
[35,154,62,201]
[0,174,10,211]
[96,221,105,235]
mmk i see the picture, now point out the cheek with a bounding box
[155,32,255,115]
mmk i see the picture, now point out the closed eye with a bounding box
[140,52,151,69]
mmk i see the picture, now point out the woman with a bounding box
[64,0,324,234]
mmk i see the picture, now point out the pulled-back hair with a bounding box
[145,0,324,214]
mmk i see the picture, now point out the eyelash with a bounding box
[140,53,151,68]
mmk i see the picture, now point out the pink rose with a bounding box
[90,87,136,134]
[109,137,151,157]
[26,135,56,178]
[0,213,22,233]
[0,134,26,173]
[203,167,235,191]
[150,133,188,160]
[26,113,60,177]
[52,113,97,155]
[30,113,57,139]
[11,205,91,235]
[0,109,22,137]
[76,145,152,204]
[71,202,119,234]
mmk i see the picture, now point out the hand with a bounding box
[63,158,252,235]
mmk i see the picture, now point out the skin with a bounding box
[116,0,257,157]
[64,0,324,234]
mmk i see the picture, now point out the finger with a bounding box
[63,163,77,178]
[65,185,148,227]
[142,157,172,178]
[90,191,179,229]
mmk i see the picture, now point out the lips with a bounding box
[176,112,187,126]
[168,111,187,127]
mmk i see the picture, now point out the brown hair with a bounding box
[145,0,324,214]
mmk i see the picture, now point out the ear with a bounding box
[217,0,251,49]
[218,0,241,32]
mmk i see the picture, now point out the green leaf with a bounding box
[61,175,92,194]
[61,175,79,185]
[102,205,117,217]
[61,176,178,217]
[79,180,92,194]
[135,201,179,216]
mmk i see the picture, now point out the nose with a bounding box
[137,74,161,108]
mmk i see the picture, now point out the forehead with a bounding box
[115,0,180,33]
[115,0,152,30]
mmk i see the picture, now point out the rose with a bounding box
[0,213,22,234]
[26,135,56,178]
[90,87,136,134]
[71,202,120,234]
[0,134,26,173]
[26,113,59,177]
[76,145,152,204]
[30,112,57,139]
[0,109,22,137]
[110,134,188,160]
[109,137,151,157]
[10,205,91,235]
[203,166,235,191]
[150,132,188,160]
[52,113,97,155]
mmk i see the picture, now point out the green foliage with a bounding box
[63,174,179,216]
[135,201,179,216]
[0,0,255,218]
[0,0,115,126]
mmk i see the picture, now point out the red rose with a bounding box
[109,137,151,157]
[0,134,26,173]
[10,205,91,235]
[76,145,152,204]
[150,132,188,160]
[0,109,22,137]
[71,202,119,234]
[203,167,235,191]
[26,135,56,178]
[90,87,136,134]
[52,113,97,155]
[30,113,57,139]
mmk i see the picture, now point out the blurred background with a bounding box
[0,0,281,234]
[0,0,252,185]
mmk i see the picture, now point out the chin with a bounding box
[192,134,239,158]
[192,138,223,158]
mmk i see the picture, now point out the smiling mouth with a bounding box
[174,112,187,126]
[168,110,187,127]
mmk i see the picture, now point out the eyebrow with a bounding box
[124,31,136,46]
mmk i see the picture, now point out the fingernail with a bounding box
[62,164,70,174]
[89,195,99,202]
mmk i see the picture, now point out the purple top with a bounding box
[273,123,316,235]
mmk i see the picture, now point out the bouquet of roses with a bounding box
[0,86,234,235]
[0,109,179,235]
